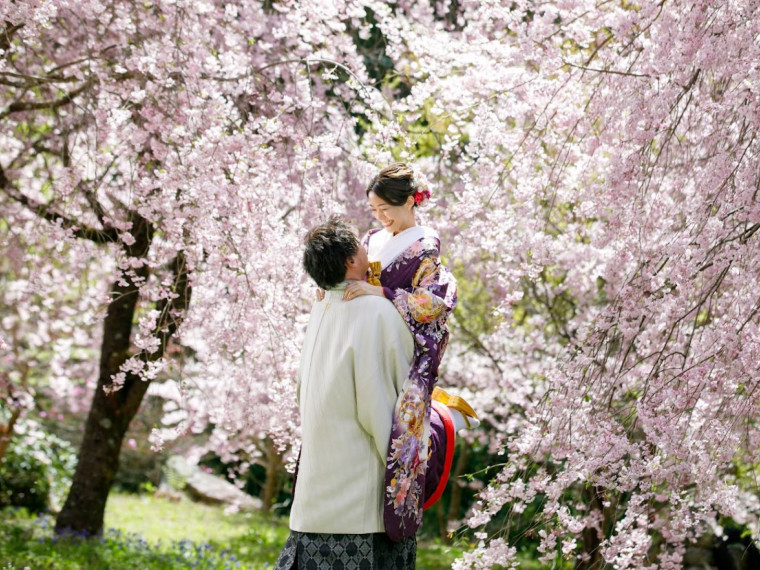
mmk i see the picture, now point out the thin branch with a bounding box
[0,22,24,52]
[204,57,395,120]
[452,316,504,375]
[80,158,117,225]
[124,250,193,412]
[0,70,81,84]
[563,62,652,78]
[44,44,119,76]
[0,163,118,243]
[0,78,95,119]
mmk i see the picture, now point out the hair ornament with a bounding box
[412,172,432,205]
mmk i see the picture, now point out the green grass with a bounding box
[0,493,467,569]
[105,493,286,552]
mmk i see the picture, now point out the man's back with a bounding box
[290,283,413,534]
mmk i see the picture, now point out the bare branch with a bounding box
[80,158,117,226]
[452,316,504,375]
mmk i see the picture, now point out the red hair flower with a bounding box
[412,173,432,205]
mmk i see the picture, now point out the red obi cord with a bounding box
[423,400,456,510]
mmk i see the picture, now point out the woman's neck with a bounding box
[392,222,416,236]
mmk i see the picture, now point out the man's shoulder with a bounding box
[352,296,405,328]
[353,294,395,313]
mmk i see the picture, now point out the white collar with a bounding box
[369,226,437,269]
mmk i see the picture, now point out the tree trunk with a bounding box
[55,268,148,535]
[261,438,283,512]
[0,406,21,468]
[1,328,30,468]
[576,486,617,570]
[55,215,191,536]
[54,361,151,534]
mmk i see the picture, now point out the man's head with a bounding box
[303,216,369,289]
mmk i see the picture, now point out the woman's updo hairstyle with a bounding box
[366,162,430,207]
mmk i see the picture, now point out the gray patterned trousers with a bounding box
[275,531,417,570]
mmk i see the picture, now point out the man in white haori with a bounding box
[275,216,417,570]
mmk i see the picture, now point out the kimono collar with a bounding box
[375,225,437,269]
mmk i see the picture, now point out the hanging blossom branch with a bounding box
[119,250,193,412]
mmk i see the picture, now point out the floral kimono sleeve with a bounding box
[386,254,456,328]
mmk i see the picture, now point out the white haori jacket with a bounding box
[289,282,414,534]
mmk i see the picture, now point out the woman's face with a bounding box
[368,191,415,235]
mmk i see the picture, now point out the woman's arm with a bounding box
[345,252,457,324]
[343,280,384,299]
[390,254,457,325]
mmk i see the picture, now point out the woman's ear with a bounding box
[405,195,415,209]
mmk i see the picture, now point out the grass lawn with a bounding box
[105,493,285,553]
[1,493,469,569]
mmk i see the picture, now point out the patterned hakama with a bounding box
[274,531,416,570]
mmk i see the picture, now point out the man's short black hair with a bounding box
[303,216,359,290]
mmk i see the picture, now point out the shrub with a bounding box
[0,419,77,512]
[0,446,50,512]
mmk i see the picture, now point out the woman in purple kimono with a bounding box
[343,163,478,541]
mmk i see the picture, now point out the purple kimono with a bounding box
[363,225,457,541]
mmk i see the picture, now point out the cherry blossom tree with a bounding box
[3,1,759,567]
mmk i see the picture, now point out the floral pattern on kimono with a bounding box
[362,227,457,541]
